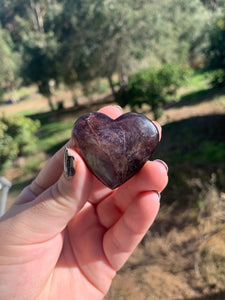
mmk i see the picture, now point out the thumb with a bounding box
[1,148,93,244]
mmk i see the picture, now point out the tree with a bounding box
[0,0,213,109]
[144,0,211,66]
[205,7,225,70]
[0,25,20,102]
[21,32,60,110]
[116,64,191,119]
[205,5,225,87]
[56,0,161,96]
[0,0,63,110]
[0,114,40,173]
[56,0,210,96]
[201,0,224,11]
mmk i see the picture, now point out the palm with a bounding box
[0,159,165,300]
[18,180,114,299]
[52,199,115,299]
[37,165,162,299]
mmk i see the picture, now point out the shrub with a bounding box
[116,64,191,119]
[210,69,225,88]
[0,115,40,172]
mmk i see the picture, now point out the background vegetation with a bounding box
[0,0,225,299]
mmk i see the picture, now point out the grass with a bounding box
[187,69,211,90]
[37,121,73,153]
[175,69,224,107]
[157,114,225,165]
[2,85,37,103]
[0,94,49,116]
[14,108,46,116]
[16,85,37,99]
[185,141,225,165]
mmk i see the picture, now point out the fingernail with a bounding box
[64,147,76,178]
[154,159,168,172]
[153,190,161,201]
[114,105,123,112]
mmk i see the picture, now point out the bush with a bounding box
[210,69,225,88]
[116,64,191,119]
[0,115,40,172]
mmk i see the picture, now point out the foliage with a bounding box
[205,7,225,70]
[0,25,20,102]
[56,0,151,90]
[0,0,63,109]
[201,0,225,11]
[116,64,191,119]
[0,0,62,48]
[210,69,225,88]
[205,5,225,87]
[145,0,211,66]
[21,32,60,97]
[0,115,40,172]
[55,0,210,94]
[0,0,219,105]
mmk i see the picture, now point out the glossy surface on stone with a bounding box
[72,112,159,189]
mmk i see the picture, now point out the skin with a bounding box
[0,106,168,300]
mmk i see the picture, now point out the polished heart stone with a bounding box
[72,112,159,189]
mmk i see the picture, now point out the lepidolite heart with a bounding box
[72,112,159,189]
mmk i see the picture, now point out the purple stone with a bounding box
[72,112,159,189]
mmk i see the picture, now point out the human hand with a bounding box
[0,106,168,300]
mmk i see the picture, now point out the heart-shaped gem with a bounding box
[72,112,159,189]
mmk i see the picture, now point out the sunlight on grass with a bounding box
[3,85,37,102]
[37,121,73,153]
[178,69,211,99]
[16,85,38,99]
[187,70,211,89]
[14,108,47,116]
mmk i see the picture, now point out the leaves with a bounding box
[0,0,223,103]
[0,115,40,172]
[116,64,191,119]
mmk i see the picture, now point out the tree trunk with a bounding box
[47,95,54,111]
[107,75,116,98]
[29,0,44,33]
[119,66,128,88]
[70,88,79,107]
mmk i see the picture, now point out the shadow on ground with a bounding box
[156,113,225,162]
[166,86,225,109]
[29,94,115,125]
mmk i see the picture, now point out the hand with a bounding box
[0,106,168,300]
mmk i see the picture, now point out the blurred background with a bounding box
[0,0,225,299]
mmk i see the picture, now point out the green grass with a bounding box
[185,140,225,164]
[178,69,211,99]
[15,107,47,116]
[3,85,37,102]
[16,85,37,99]
[37,120,73,153]
[157,114,225,165]
[186,69,211,91]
